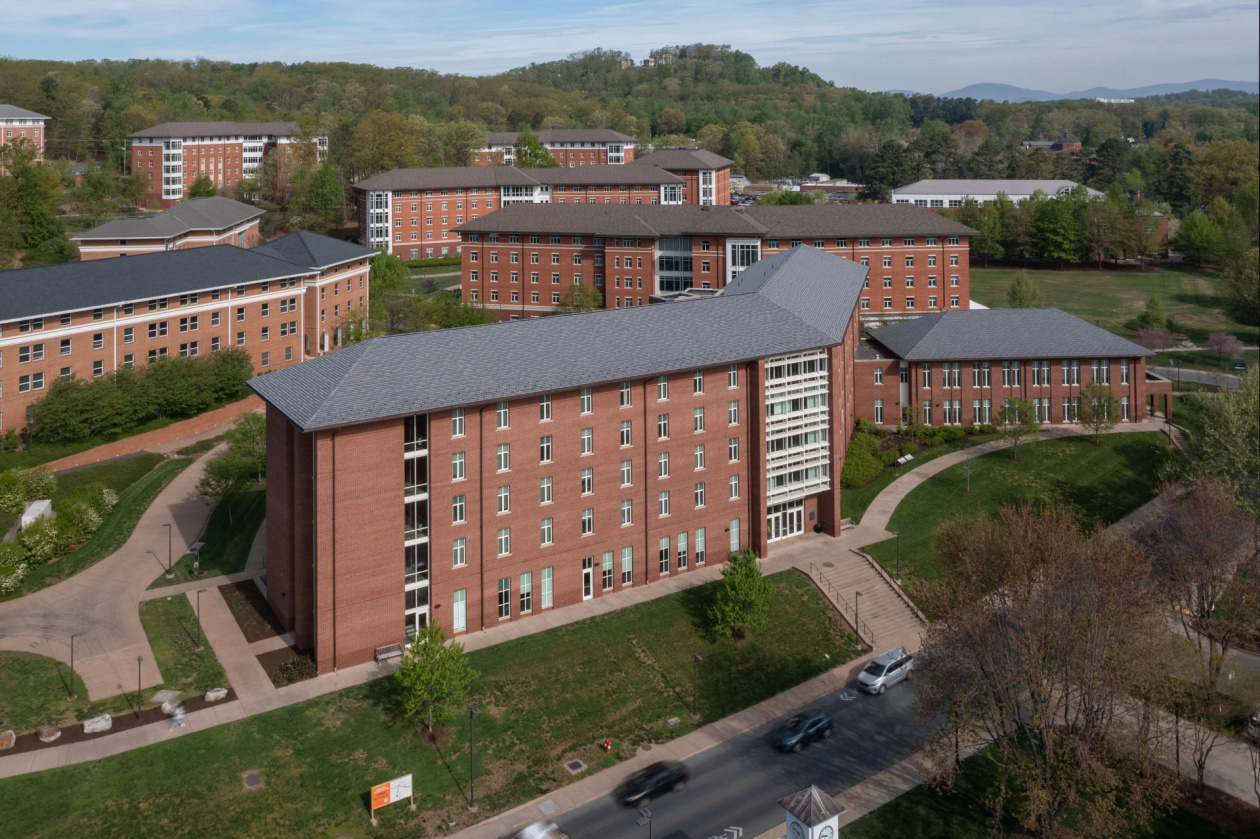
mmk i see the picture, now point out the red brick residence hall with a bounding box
[247,245,1168,674]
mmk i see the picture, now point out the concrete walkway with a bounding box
[0,445,223,698]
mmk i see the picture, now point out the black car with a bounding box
[614,760,689,805]
[773,710,833,752]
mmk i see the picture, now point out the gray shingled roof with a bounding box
[248,246,868,431]
[892,179,1103,198]
[866,309,1153,361]
[0,104,50,120]
[354,164,680,192]
[454,203,976,239]
[637,148,734,170]
[253,230,377,270]
[486,129,637,145]
[72,197,263,241]
[779,786,846,825]
[0,246,310,322]
[128,121,302,139]
[745,204,978,237]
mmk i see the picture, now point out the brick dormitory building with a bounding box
[471,129,637,166]
[0,230,375,432]
[71,196,264,260]
[248,245,1171,674]
[355,148,736,259]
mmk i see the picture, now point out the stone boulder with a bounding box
[83,714,112,734]
[205,687,228,702]
[36,725,61,743]
[0,730,15,751]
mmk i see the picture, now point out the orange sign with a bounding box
[370,774,413,814]
[370,782,391,811]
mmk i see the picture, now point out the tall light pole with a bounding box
[164,522,173,578]
[136,656,143,719]
[855,591,863,636]
[468,706,481,811]
[69,633,82,700]
[691,654,703,719]
[894,531,901,583]
[195,589,207,651]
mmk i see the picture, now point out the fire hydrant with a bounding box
[603,738,612,754]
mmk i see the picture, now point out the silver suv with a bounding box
[857,648,915,695]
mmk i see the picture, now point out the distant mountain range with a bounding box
[938,79,1259,102]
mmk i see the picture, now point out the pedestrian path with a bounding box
[0,444,224,697]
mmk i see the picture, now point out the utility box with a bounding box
[20,499,53,530]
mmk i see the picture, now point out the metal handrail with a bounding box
[810,562,875,645]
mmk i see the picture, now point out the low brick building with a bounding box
[853,309,1173,427]
[0,231,374,432]
[71,197,264,260]
[454,203,976,320]
[249,246,867,673]
[472,129,637,167]
[0,104,49,165]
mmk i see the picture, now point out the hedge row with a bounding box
[403,255,462,269]
[28,348,254,444]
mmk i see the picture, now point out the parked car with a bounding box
[499,822,567,839]
[614,761,689,805]
[857,649,915,695]
[773,710,833,752]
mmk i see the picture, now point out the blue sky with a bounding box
[2,0,1257,94]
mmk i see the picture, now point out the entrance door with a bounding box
[581,557,594,600]
[767,500,805,542]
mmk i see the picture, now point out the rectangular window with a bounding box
[581,468,593,495]
[691,444,703,470]
[452,495,466,523]
[693,369,704,394]
[602,552,614,590]
[657,375,668,400]
[452,452,465,480]
[451,408,465,437]
[541,517,553,545]
[728,401,739,425]
[730,519,740,552]
[657,414,669,439]
[621,460,632,486]
[874,398,884,424]
[659,537,670,574]
[922,363,932,388]
[496,401,509,429]
[540,435,552,463]
[496,443,510,471]
[694,482,706,507]
[581,508,594,535]
[580,428,593,455]
[453,538,466,567]
[658,491,670,516]
[728,437,739,462]
[621,547,633,584]
[677,533,689,569]
[729,475,740,499]
[497,528,511,557]
[619,420,632,447]
[580,387,592,414]
[727,364,738,388]
[539,393,552,421]
[497,485,511,514]
[696,528,706,565]
[520,573,533,613]
[1121,359,1130,384]
[1121,395,1130,421]
[539,475,553,504]
[621,499,632,526]
[453,590,466,632]
[658,452,670,478]
[693,407,705,432]
[541,568,553,608]
[620,381,632,407]
[498,578,511,618]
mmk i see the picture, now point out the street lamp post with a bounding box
[468,706,481,811]
[894,531,901,583]
[855,591,863,635]
[164,523,173,578]
[69,633,82,700]
[691,654,703,719]
[136,656,143,719]
[195,589,207,651]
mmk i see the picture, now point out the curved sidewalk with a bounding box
[0,446,223,697]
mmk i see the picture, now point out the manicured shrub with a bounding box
[17,517,67,566]
[0,470,25,515]
[274,654,318,686]
[962,425,979,435]
[22,467,57,500]
[943,427,966,442]
[855,418,882,436]
[880,449,899,466]
[841,433,884,488]
[901,441,920,456]
[0,542,28,594]
[55,499,102,544]
[979,424,997,434]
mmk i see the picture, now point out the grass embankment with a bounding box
[839,752,1242,839]
[863,434,1168,610]
[151,488,265,587]
[0,415,182,473]
[841,432,999,524]
[969,265,1258,346]
[0,571,863,837]
[1155,348,1258,376]
[0,596,227,733]
[14,457,193,596]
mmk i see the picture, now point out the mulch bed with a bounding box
[256,645,300,682]
[1174,778,1260,839]
[219,580,285,643]
[2,689,237,756]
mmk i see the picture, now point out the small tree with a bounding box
[557,283,604,314]
[960,459,977,494]
[1137,296,1169,331]
[196,451,253,525]
[225,412,267,484]
[707,546,772,641]
[1079,380,1120,443]
[513,132,558,169]
[1006,270,1045,308]
[188,177,216,198]
[996,397,1039,460]
[1135,328,1174,350]
[394,623,479,734]
[1205,332,1244,368]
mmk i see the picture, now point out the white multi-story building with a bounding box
[891,179,1103,208]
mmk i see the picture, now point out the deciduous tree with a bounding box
[1005,270,1044,308]
[707,546,771,641]
[394,623,479,733]
[1219,248,1259,326]
[1079,379,1120,443]
[996,397,1038,459]
[188,177,216,198]
[513,132,558,168]
[557,283,603,314]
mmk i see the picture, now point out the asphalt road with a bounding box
[1164,367,1241,389]
[554,681,921,839]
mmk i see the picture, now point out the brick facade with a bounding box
[75,220,261,261]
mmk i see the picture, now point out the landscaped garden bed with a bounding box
[219,580,285,643]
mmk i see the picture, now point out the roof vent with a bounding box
[700,205,709,211]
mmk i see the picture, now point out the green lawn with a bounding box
[1154,348,1258,376]
[840,753,1239,839]
[10,457,194,598]
[0,596,227,734]
[402,270,462,296]
[0,570,864,838]
[864,434,1168,608]
[970,265,1259,345]
[842,433,999,524]
[151,488,265,587]
[0,415,182,474]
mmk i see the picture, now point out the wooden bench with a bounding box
[374,643,404,663]
[840,518,856,530]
